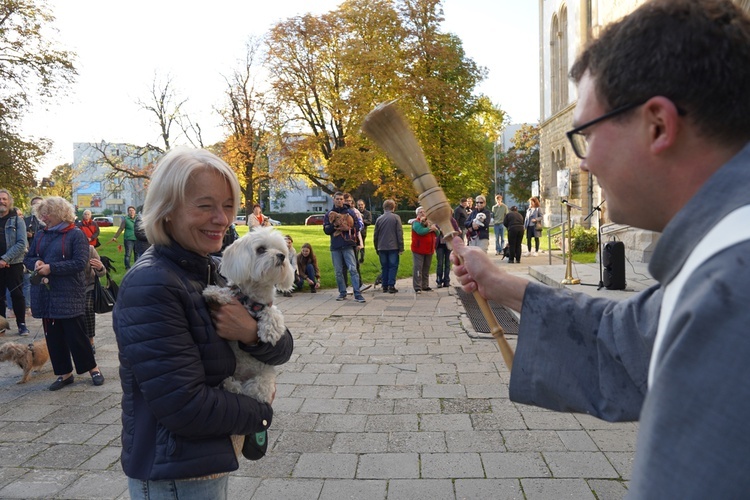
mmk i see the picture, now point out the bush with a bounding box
[570,226,598,253]
[553,225,598,253]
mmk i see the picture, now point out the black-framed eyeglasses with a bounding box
[566,101,646,159]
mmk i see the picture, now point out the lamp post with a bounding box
[493,140,498,199]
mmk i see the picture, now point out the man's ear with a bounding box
[645,96,681,155]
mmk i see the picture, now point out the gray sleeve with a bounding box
[509,281,661,421]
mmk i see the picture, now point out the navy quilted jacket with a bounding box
[113,241,293,480]
[24,223,88,318]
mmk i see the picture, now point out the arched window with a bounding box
[559,6,569,107]
[550,7,569,113]
[550,14,560,113]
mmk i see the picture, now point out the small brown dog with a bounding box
[327,211,354,238]
[0,340,49,384]
[0,317,9,335]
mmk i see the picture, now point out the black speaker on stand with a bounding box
[602,241,626,290]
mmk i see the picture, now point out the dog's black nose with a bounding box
[276,253,286,265]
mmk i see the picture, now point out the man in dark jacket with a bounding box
[0,189,28,335]
[324,192,365,303]
[373,199,404,293]
[453,198,469,242]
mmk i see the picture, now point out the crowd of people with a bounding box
[2,2,745,497]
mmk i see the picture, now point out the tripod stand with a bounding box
[583,200,606,290]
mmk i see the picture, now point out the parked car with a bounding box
[305,214,325,225]
[93,216,114,227]
[234,215,247,225]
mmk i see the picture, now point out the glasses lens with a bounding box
[571,133,588,159]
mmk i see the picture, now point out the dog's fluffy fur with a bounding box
[0,317,9,335]
[203,226,295,404]
[0,340,49,384]
[473,212,487,228]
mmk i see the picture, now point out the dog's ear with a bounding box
[219,236,254,285]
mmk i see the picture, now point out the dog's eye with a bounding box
[256,246,266,254]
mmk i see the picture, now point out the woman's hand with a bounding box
[209,298,260,345]
[34,261,51,276]
[90,258,104,270]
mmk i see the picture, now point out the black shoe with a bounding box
[49,375,74,391]
[282,291,292,297]
[383,286,390,293]
[311,287,317,293]
[423,287,433,292]
[388,287,398,294]
[91,371,105,386]
[242,430,268,460]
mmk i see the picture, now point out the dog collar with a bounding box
[234,290,269,319]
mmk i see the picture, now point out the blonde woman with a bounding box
[24,196,104,390]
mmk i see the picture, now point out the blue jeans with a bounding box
[436,245,451,285]
[494,224,505,254]
[378,250,400,288]
[128,476,229,500]
[124,239,136,269]
[331,246,361,295]
[295,263,318,290]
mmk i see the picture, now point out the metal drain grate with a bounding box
[455,287,520,335]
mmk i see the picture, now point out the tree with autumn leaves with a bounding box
[263,0,507,205]
[0,0,76,209]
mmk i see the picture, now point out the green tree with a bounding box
[0,0,76,201]
[44,163,73,200]
[499,124,540,203]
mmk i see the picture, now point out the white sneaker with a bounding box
[522,251,530,257]
[533,251,538,256]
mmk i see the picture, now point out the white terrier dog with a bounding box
[203,227,295,405]
[473,212,487,228]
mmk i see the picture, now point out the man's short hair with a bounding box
[570,0,750,146]
[383,199,396,211]
[460,198,467,203]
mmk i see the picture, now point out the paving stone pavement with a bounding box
[0,250,651,499]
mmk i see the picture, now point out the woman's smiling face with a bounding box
[167,168,234,256]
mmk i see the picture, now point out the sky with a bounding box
[23,0,539,178]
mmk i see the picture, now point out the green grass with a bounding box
[97,225,594,289]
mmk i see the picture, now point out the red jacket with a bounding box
[77,219,100,247]
[411,221,437,255]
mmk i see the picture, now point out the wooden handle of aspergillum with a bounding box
[362,100,514,371]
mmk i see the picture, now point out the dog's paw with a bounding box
[203,286,235,305]
[222,376,243,394]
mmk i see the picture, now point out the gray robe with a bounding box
[510,142,750,498]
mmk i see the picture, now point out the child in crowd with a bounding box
[296,243,321,293]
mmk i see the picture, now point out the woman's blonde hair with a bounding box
[35,196,76,224]
[142,147,241,246]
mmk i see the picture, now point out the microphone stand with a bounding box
[583,200,606,290]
